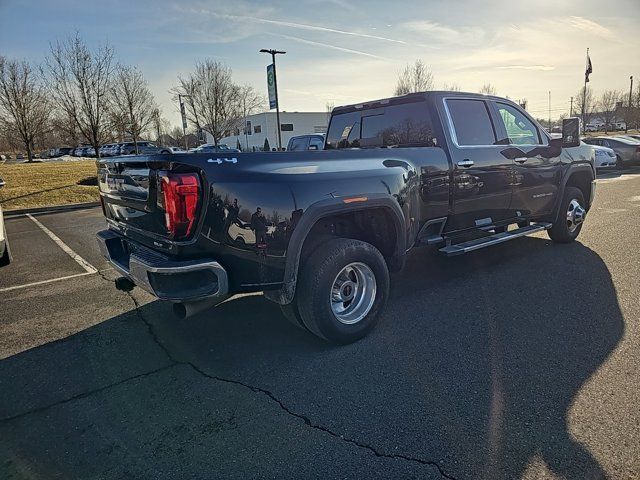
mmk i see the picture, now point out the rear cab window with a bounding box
[326,100,439,149]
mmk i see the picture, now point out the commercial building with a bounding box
[206,111,330,151]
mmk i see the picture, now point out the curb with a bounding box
[4,202,100,217]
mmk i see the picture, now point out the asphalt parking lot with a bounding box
[1,169,639,480]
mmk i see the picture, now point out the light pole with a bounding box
[627,76,633,133]
[178,94,190,150]
[260,49,286,151]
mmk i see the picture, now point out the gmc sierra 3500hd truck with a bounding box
[97,91,595,344]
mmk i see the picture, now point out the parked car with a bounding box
[583,136,640,168]
[592,145,617,170]
[190,144,240,153]
[0,177,11,267]
[287,134,325,151]
[85,147,96,157]
[625,134,640,141]
[119,142,171,155]
[97,91,595,344]
[99,144,116,157]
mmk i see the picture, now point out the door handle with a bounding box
[514,157,528,164]
[457,159,474,168]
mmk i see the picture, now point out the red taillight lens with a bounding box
[160,172,200,239]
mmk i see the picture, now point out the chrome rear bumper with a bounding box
[97,229,228,301]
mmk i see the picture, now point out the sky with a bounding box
[1,0,639,127]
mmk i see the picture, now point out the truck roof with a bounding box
[332,90,505,115]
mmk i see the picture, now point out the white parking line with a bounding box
[0,272,94,293]
[26,214,98,274]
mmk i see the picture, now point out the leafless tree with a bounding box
[43,34,115,158]
[108,65,157,153]
[575,86,595,128]
[442,82,461,91]
[479,83,497,96]
[597,89,622,131]
[235,84,264,150]
[172,59,240,146]
[394,60,434,96]
[0,57,51,161]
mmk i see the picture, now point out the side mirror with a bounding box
[562,117,580,148]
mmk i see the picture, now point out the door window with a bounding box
[360,101,438,147]
[446,99,497,146]
[496,103,541,145]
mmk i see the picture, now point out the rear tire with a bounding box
[297,238,390,344]
[280,302,306,330]
[548,187,586,243]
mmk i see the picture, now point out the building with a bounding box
[206,111,330,151]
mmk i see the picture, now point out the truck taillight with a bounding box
[160,172,200,239]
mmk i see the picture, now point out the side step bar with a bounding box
[439,222,552,256]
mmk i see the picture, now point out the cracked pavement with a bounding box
[1,170,640,479]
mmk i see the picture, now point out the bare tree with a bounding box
[575,86,595,128]
[0,57,51,162]
[235,84,264,150]
[597,89,622,131]
[172,59,240,146]
[479,83,497,95]
[108,65,156,153]
[43,34,115,158]
[394,60,434,96]
[442,82,461,91]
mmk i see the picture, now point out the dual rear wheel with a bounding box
[281,238,389,345]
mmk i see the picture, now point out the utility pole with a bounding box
[178,94,190,150]
[548,90,551,131]
[260,49,286,151]
[570,96,574,117]
[627,76,633,133]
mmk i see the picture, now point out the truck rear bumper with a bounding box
[97,229,228,301]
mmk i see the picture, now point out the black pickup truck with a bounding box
[97,91,595,344]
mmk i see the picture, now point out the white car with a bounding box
[592,144,617,170]
[0,177,11,266]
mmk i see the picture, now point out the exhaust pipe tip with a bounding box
[172,302,188,319]
[172,295,229,320]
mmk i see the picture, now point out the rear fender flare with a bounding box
[270,194,406,305]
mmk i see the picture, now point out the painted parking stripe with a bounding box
[26,214,98,274]
[0,272,94,293]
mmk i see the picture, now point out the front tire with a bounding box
[548,186,586,243]
[296,238,390,344]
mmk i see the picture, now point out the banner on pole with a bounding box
[267,64,277,109]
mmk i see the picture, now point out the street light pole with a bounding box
[178,94,190,150]
[627,76,633,133]
[260,49,286,151]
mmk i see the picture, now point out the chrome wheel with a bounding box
[330,262,377,325]
[566,199,586,233]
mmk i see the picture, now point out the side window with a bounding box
[309,137,324,149]
[446,99,496,146]
[253,125,261,134]
[360,101,438,148]
[495,103,541,145]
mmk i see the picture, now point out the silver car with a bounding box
[592,145,617,170]
[583,136,640,168]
